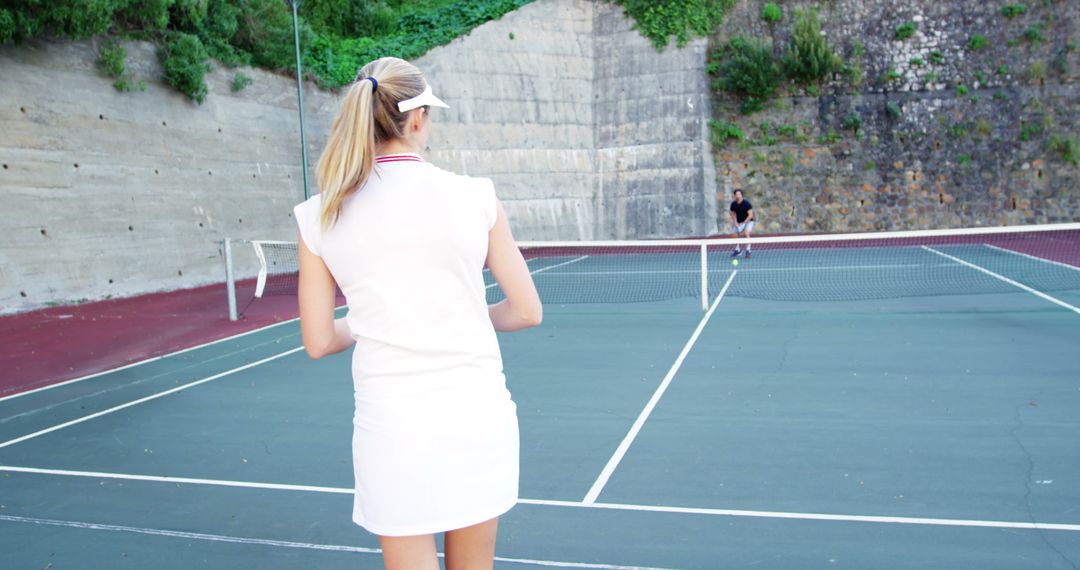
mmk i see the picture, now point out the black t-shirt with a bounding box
[730,199,753,223]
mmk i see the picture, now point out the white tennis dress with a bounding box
[293,154,519,536]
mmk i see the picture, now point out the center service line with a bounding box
[581,270,738,505]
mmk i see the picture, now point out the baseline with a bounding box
[3,466,1079,533]
[0,514,671,570]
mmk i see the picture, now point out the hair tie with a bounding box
[365,76,378,93]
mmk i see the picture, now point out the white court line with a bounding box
[4,466,1079,533]
[581,271,738,505]
[486,255,589,289]
[0,305,345,404]
[526,262,960,276]
[516,500,1080,533]
[0,515,671,570]
[0,348,304,450]
[983,243,1080,273]
[0,466,355,494]
[922,246,1080,315]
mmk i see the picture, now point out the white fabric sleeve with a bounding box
[293,197,323,257]
[477,177,498,231]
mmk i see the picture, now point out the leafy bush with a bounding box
[929,50,945,64]
[160,32,211,103]
[886,101,902,118]
[1000,4,1027,18]
[841,112,863,133]
[231,72,252,92]
[1049,136,1079,166]
[1019,121,1041,141]
[782,8,840,86]
[894,21,916,41]
[97,39,145,92]
[1028,61,1046,83]
[761,2,782,25]
[967,34,988,51]
[709,119,744,145]
[712,37,781,114]
[1022,25,1045,44]
[613,0,734,50]
[97,40,126,78]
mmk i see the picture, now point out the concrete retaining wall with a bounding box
[0,0,718,313]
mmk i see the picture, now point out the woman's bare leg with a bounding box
[379,534,439,570]
[445,517,499,570]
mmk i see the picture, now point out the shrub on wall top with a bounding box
[613,0,736,50]
[711,36,781,114]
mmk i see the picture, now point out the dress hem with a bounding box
[353,497,517,537]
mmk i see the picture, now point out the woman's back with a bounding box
[295,155,501,379]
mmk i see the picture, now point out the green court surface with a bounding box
[2,244,1079,568]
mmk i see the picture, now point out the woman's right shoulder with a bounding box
[293,194,323,222]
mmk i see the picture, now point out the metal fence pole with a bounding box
[225,238,238,321]
[700,243,708,312]
[290,0,311,200]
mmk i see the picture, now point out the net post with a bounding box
[224,238,238,321]
[700,243,708,311]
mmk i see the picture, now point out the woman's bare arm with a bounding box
[486,201,542,331]
[297,234,355,359]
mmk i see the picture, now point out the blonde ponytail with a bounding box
[316,57,428,229]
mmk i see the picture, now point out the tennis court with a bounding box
[2,227,1079,569]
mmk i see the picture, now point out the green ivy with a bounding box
[612,0,735,50]
[2,0,532,101]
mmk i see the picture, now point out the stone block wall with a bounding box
[711,0,1079,234]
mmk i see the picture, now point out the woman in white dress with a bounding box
[295,57,542,570]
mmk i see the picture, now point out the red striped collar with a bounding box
[375,154,424,164]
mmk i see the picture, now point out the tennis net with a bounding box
[225,223,1080,319]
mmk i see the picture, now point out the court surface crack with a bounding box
[1010,395,1078,570]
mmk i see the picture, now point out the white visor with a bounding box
[397,84,449,113]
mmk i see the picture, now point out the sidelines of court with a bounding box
[0,347,305,450]
[2,466,1079,533]
[486,255,590,290]
[922,246,1080,315]
[983,243,1080,273]
[0,514,672,570]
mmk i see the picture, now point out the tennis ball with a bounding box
[732,258,740,267]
